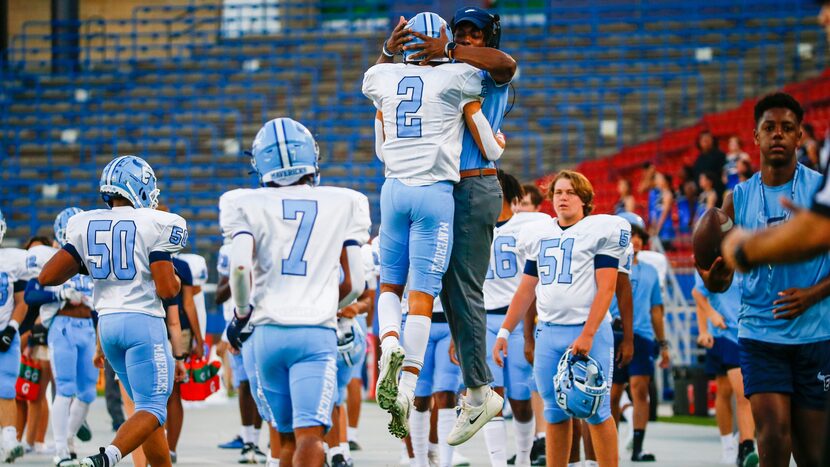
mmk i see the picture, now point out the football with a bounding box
[692,207,734,270]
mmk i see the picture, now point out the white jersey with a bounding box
[219,185,371,329]
[524,215,631,324]
[484,212,551,311]
[362,62,484,185]
[0,248,27,328]
[637,250,668,289]
[26,245,93,326]
[178,253,208,337]
[217,244,233,321]
[65,206,187,318]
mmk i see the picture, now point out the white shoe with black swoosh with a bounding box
[447,388,503,446]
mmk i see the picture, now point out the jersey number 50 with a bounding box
[87,220,137,280]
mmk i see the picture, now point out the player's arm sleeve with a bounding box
[63,217,89,276]
[464,103,505,162]
[361,244,378,291]
[374,112,385,163]
[650,270,664,306]
[340,244,366,308]
[152,214,188,261]
[24,279,58,306]
[219,192,252,240]
[346,194,372,246]
[229,233,254,317]
[595,221,629,269]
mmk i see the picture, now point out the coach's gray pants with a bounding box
[440,174,503,388]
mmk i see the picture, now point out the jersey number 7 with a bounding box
[282,200,318,277]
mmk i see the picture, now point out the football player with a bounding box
[692,272,757,465]
[482,170,549,466]
[699,93,830,467]
[363,10,505,441]
[215,241,267,461]
[0,208,29,463]
[494,170,628,467]
[220,117,368,466]
[39,155,188,467]
[22,207,97,467]
[607,216,669,462]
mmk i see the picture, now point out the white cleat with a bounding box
[452,449,471,466]
[3,443,24,463]
[387,391,412,439]
[447,388,504,446]
[376,345,405,413]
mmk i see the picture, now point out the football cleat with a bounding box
[218,435,245,450]
[238,442,260,464]
[376,345,405,412]
[80,448,110,467]
[387,391,412,439]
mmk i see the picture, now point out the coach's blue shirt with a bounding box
[610,260,662,340]
[459,71,509,171]
[733,163,830,344]
[694,271,740,343]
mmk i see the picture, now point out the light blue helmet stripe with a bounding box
[278,119,292,170]
[270,120,283,169]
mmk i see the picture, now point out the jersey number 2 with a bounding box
[396,76,423,138]
[282,200,318,276]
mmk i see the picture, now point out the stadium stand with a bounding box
[0,0,826,274]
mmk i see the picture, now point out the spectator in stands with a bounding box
[692,130,726,193]
[614,178,636,214]
[724,136,750,190]
[797,123,819,171]
[736,157,754,185]
[676,180,700,235]
[818,0,830,46]
[698,172,719,214]
[647,171,676,250]
[517,183,543,212]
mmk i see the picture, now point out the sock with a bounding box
[437,409,456,467]
[253,427,261,446]
[378,292,403,344]
[267,456,280,467]
[242,425,254,444]
[399,371,419,399]
[535,432,546,440]
[2,427,17,449]
[347,426,358,443]
[633,428,645,455]
[468,385,488,406]
[584,461,599,467]
[721,434,735,449]
[104,445,122,465]
[67,399,90,443]
[483,417,508,466]
[328,444,343,460]
[410,409,430,464]
[567,463,583,467]
[340,442,351,460]
[428,441,438,457]
[513,419,534,465]
[402,314,430,371]
[51,395,72,455]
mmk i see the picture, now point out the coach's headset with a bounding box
[449,8,501,49]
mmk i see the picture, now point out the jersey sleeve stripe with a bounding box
[524,260,538,277]
[149,251,172,263]
[594,254,619,269]
[232,230,254,239]
[62,243,84,268]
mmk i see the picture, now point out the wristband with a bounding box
[174,354,186,361]
[382,40,395,58]
[496,328,510,340]
[658,340,669,349]
[8,320,19,331]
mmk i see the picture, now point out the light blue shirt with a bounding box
[732,164,830,344]
[610,260,662,340]
[693,271,740,343]
[459,72,509,171]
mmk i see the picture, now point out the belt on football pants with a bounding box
[459,168,497,179]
